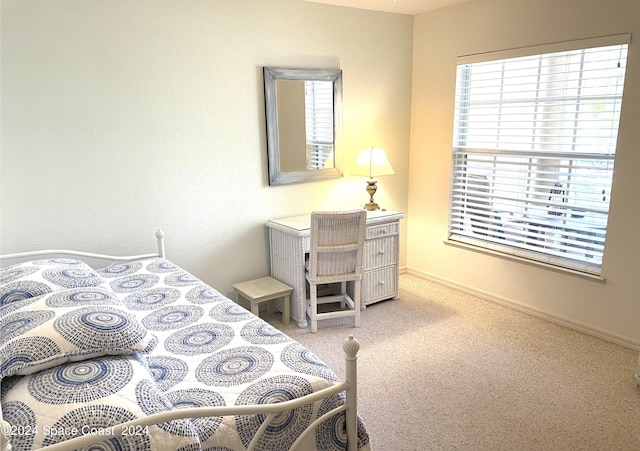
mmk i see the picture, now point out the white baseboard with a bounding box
[406,268,640,352]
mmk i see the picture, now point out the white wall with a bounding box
[0,0,412,298]
[409,0,640,348]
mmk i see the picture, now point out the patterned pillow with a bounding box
[0,259,105,306]
[0,287,157,379]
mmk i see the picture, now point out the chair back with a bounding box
[307,210,367,283]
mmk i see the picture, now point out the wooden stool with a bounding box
[232,276,292,325]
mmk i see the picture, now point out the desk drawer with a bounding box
[366,223,398,240]
[364,235,398,269]
[362,265,398,304]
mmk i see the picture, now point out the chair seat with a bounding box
[305,266,363,284]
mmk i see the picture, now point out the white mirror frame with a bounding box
[263,67,343,186]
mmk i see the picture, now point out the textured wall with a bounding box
[1,0,412,298]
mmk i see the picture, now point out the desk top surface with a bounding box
[266,210,404,235]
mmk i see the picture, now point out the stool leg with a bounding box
[250,301,260,317]
[283,294,290,325]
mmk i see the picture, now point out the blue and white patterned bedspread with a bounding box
[0,258,371,450]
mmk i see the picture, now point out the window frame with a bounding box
[447,34,630,278]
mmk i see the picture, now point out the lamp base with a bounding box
[363,180,380,211]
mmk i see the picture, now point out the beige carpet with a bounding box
[268,274,640,451]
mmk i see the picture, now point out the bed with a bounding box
[0,230,371,451]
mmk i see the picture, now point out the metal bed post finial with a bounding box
[155,229,165,258]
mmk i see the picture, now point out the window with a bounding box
[305,80,334,169]
[448,35,629,275]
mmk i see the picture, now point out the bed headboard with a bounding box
[0,229,165,264]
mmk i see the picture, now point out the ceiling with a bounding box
[302,0,474,15]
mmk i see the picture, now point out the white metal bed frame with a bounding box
[0,230,361,451]
[0,230,167,264]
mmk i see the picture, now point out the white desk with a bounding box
[266,210,404,328]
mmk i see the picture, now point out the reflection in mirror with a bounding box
[277,79,335,172]
[264,67,342,185]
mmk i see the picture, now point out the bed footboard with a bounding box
[11,337,361,451]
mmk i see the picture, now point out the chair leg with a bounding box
[309,283,318,333]
[354,280,361,328]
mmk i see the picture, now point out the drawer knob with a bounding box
[378,280,386,286]
[378,250,386,255]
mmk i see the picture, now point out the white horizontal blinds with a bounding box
[449,35,629,274]
[305,80,334,169]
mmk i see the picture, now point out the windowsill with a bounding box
[443,239,606,283]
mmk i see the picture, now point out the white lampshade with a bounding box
[354,147,395,179]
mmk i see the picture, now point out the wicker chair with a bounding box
[306,210,367,333]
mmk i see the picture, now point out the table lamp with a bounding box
[354,147,395,211]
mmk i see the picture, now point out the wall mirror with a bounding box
[263,67,343,185]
